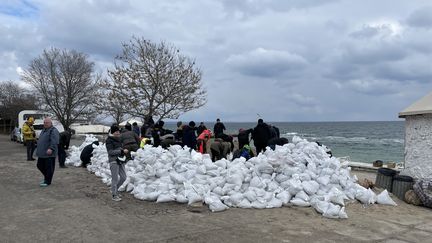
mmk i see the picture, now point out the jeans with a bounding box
[26,140,35,160]
[109,162,126,196]
[37,157,56,185]
[58,147,66,166]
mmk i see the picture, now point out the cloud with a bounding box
[226,48,308,78]
[406,6,432,29]
[1,0,431,121]
[337,79,398,95]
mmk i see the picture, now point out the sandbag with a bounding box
[376,190,397,206]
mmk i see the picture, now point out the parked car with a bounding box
[9,127,21,142]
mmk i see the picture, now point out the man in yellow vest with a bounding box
[22,117,36,161]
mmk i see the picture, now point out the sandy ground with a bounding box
[1,135,432,243]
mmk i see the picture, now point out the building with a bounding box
[399,91,432,179]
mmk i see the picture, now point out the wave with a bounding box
[282,134,404,145]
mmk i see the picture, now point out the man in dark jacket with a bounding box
[252,119,271,154]
[141,115,154,138]
[121,123,140,160]
[238,128,253,150]
[213,118,226,138]
[182,121,197,150]
[80,141,99,168]
[58,129,71,168]
[36,117,60,187]
[132,122,140,137]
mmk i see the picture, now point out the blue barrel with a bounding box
[375,168,398,192]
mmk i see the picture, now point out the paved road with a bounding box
[1,134,432,242]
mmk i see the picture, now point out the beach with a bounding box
[1,134,432,242]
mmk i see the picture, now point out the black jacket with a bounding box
[252,123,271,146]
[80,141,98,162]
[213,122,226,136]
[238,129,253,146]
[182,125,197,149]
[59,131,71,149]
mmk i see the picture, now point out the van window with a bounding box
[23,114,49,120]
[33,124,44,130]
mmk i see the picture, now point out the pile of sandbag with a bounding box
[67,136,397,218]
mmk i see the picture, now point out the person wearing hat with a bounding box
[22,116,36,161]
[106,124,128,201]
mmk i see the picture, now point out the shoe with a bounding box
[60,165,68,168]
[30,158,36,161]
[112,195,122,202]
[39,182,49,187]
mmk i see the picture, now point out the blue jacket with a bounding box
[36,126,60,158]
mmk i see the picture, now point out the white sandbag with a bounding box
[295,191,310,202]
[276,191,292,205]
[323,203,341,219]
[290,198,311,207]
[187,192,203,205]
[302,181,320,195]
[312,200,330,214]
[355,187,376,204]
[376,190,397,206]
[329,187,347,206]
[156,193,176,203]
[238,198,252,208]
[267,197,283,208]
[339,207,348,219]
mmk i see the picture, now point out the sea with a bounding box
[164,121,405,163]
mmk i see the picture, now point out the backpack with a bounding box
[239,147,252,160]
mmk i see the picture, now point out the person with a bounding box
[252,119,271,154]
[237,128,253,151]
[269,125,280,139]
[80,141,99,168]
[132,122,140,137]
[210,138,231,161]
[58,129,71,168]
[121,123,140,161]
[174,121,183,143]
[22,117,36,161]
[267,137,289,150]
[141,115,154,138]
[197,122,207,136]
[233,144,254,160]
[183,121,197,150]
[217,133,234,151]
[151,120,167,147]
[36,117,60,187]
[106,124,128,202]
[213,118,226,138]
[197,129,212,154]
[140,137,151,148]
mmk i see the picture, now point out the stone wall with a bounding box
[401,114,432,179]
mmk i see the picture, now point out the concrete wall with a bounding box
[401,114,432,179]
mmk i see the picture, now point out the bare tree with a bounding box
[21,48,101,130]
[107,37,206,121]
[0,81,38,127]
[95,79,127,124]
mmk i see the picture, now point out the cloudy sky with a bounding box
[1,0,432,122]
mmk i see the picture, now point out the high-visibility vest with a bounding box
[140,138,150,148]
